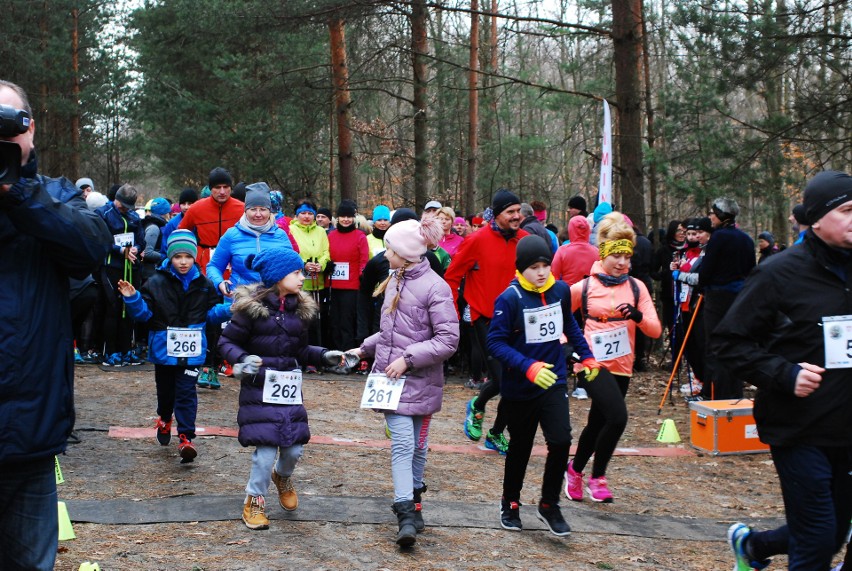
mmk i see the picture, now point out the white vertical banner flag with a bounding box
[598,99,612,205]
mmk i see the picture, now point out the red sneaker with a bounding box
[156,417,172,446]
[178,434,197,462]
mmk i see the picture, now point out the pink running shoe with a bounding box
[564,460,584,501]
[587,476,614,503]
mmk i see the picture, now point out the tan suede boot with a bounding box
[272,471,298,511]
[242,495,269,530]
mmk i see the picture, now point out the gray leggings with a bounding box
[385,413,431,503]
[245,444,303,498]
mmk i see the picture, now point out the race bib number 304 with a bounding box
[331,262,350,281]
[590,325,631,361]
[523,302,563,344]
[263,369,303,405]
[822,315,852,369]
[166,328,203,358]
[360,373,406,410]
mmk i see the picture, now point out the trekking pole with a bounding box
[657,294,704,414]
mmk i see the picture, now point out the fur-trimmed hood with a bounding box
[230,283,318,322]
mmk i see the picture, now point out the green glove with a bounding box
[526,362,558,389]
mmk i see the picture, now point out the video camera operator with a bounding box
[0,79,111,570]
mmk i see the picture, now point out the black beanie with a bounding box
[208,167,233,188]
[492,188,521,217]
[568,195,587,211]
[803,171,852,224]
[792,204,808,226]
[391,208,417,225]
[684,217,712,233]
[178,187,198,205]
[336,200,357,217]
[108,183,122,201]
[317,207,332,219]
[231,181,247,202]
[515,235,553,272]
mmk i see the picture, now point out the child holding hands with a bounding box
[117,229,231,462]
[486,235,601,535]
[347,217,459,546]
[218,247,342,530]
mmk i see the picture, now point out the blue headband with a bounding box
[295,204,317,216]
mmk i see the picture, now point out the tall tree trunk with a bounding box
[410,0,429,211]
[611,0,645,223]
[639,0,655,233]
[466,0,479,214]
[71,7,81,180]
[329,17,354,202]
[432,7,451,198]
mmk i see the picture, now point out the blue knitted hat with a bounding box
[150,197,171,216]
[373,204,390,221]
[245,247,304,287]
[167,229,198,259]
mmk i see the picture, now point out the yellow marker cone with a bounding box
[58,501,76,541]
[656,418,681,443]
[55,456,64,485]
[79,562,101,571]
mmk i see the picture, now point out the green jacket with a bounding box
[289,219,331,291]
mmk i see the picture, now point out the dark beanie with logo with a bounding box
[208,167,233,189]
[491,189,521,217]
[803,170,852,224]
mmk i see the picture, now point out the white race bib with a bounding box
[822,315,852,369]
[590,325,631,361]
[263,369,303,405]
[360,373,406,410]
[113,232,134,248]
[678,284,691,303]
[331,262,350,281]
[523,302,563,344]
[166,328,203,358]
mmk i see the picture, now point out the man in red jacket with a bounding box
[445,189,527,454]
[179,167,244,275]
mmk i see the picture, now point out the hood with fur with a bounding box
[230,283,318,322]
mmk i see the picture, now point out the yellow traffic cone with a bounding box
[58,501,76,541]
[79,562,101,571]
[55,456,64,485]
[656,418,681,443]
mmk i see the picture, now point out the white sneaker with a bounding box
[679,381,703,396]
[571,387,588,400]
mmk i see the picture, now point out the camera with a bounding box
[0,104,31,185]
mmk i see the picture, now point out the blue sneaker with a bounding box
[102,352,124,367]
[727,523,770,570]
[74,347,84,364]
[197,367,210,388]
[484,429,509,455]
[123,351,142,366]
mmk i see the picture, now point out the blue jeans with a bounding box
[385,413,431,503]
[749,444,852,570]
[0,456,58,571]
[245,445,303,497]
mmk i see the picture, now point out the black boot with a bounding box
[392,500,417,547]
[412,483,427,533]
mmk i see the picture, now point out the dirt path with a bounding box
[52,364,803,570]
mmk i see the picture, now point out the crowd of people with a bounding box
[1,75,849,569]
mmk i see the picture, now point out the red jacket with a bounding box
[327,227,369,290]
[179,196,245,273]
[444,225,528,321]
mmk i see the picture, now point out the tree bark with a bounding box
[71,7,81,181]
[410,0,430,211]
[611,0,645,223]
[329,17,354,202]
[466,0,480,215]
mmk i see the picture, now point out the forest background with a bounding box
[1,0,850,244]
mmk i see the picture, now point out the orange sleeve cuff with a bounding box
[526,361,546,383]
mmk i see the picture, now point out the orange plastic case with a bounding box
[688,399,770,455]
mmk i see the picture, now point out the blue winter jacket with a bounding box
[95,201,145,270]
[206,220,293,292]
[488,278,594,401]
[123,262,231,366]
[159,212,183,256]
[0,154,111,464]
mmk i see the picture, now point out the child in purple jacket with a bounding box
[218,247,342,531]
[347,216,460,547]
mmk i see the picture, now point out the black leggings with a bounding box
[471,316,506,433]
[572,369,629,478]
[502,387,572,505]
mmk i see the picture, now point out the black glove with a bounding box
[321,350,344,367]
[616,303,643,323]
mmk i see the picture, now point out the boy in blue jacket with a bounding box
[487,235,601,536]
[117,229,231,462]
